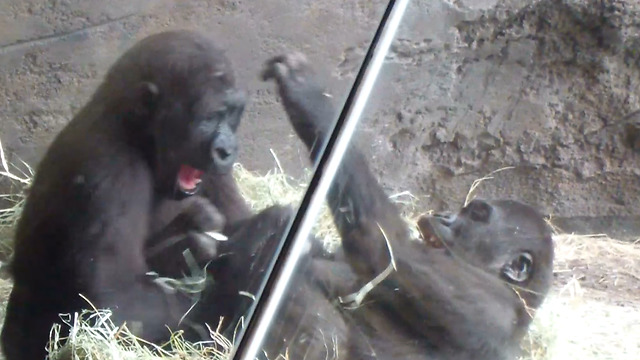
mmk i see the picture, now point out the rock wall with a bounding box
[0,0,388,176]
[354,0,640,238]
[0,0,639,238]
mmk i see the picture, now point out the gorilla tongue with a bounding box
[177,165,204,192]
[417,216,444,249]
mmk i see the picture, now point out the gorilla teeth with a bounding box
[424,234,444,248]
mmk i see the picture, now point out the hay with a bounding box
[520,234,640,360]
[232,163,310,212]
[521,290,640,360]
[232,163,344,252]
[0,139,32,262]
[0,148,639,359]
[48,307,232,360]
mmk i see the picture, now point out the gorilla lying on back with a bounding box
[1,31,290,360]
[258,54,555,360]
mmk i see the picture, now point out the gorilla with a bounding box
[253,53,555,360]
[1,30,290,360]
[0,28,554,359]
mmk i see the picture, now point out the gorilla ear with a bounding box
[502,252,533,283]
[464,200,492,223]
[126,82,159,129]
[138,82,159,110]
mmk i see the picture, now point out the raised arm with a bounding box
[262,54,551,359]
[262,54,409,281]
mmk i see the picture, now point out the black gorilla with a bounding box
[0,29,554,360]
[1,30,290,360]
[256,53,555,360]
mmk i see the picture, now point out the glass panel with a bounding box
[235,1,640,360]
[2,1,638,359]
[231,2,408,359]
[0,2,389,360]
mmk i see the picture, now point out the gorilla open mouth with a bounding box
[416,216,445,249]
[177,164,204,195]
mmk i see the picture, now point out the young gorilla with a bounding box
[1,31,290,360]
[259,54,555,360]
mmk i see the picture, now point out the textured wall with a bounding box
[1,0,639,238]
[0,0,387,176]
[353,0,640,238]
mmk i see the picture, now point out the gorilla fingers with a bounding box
[147,196,227,278]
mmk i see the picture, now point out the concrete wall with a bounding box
[355,0,640,238]
[1,0,639,238]
[0,0,387,176]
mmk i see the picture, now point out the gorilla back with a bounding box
[1,30,246,360]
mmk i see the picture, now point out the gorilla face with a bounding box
[417,199,554,288]
[109,31,247,198]
[154,86,246,197]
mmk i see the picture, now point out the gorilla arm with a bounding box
[201,171,253,227]
[379,250,524,356]
[82,152,193,341]
[261,55,404,280]
[146,196,225,278]
[263,55,524,358]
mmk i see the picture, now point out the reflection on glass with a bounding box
[0,2,389,360]
[232,1,410,359]
[233,1,640,360]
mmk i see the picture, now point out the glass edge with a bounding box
[230,0,411,359]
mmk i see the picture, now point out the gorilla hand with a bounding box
[179,196,227,261]
[262,53,336,155]
[148,196,226,267]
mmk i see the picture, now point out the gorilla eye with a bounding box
[502,252,533,283]
[464,200,492,223]
[209,109,227,121]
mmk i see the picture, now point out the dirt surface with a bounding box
[529,234,640,360]
[555,256,640,306]
[552,234,640,305]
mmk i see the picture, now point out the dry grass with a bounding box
[0,139,32,261]
[233,162,345,252]
[519,233,640,360]
[0,145,638,359]
[522,291,640,360]
[232,162,310,212]
[47,305,233,360]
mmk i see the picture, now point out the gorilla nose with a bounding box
[211,135,237,170]
[215,147,231,160]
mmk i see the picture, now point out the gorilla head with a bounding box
[98,30,246,197]
[417,199,554,310]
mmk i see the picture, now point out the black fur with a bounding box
[0,30,284,360]
[258,53,555,360]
